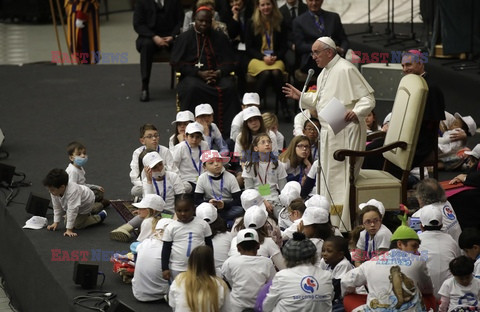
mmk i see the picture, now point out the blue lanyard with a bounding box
[208,125,214,149]
[298,164,304,183]
[185,141,202,176]
[365,232,375,259]
[209,175,224,200]
[265,31,272,50]
[152,178,166,201]
[312,146,318,159]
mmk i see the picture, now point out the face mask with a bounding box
[152,168,166,180]
[74,156,88,167]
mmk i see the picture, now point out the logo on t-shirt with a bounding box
[300,276,319,294]
[443,205,456,220]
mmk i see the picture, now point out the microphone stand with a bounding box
[298,69,322,194]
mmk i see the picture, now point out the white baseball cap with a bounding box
[195,103,214,117]
[359,199,385,217]
[23,216,48,230]
[419,204,443,227]
[241,189,267,212]
[243,205,268,229]
[279,181,301,207]
[201,150,230,163]
[242,93,260,105]
[142,151,163,168]
[305,194,330,212]
[185,122,204,135]
[171,110,195,125]
[454,113,477,137]
[132,194,165,212]
[155,218,174,230]
[302,206,329,226]
[243,106,262,121]
[196,202,218,224]
[317,36,336,49]
[465,144,480,159]
[237,228,259,244]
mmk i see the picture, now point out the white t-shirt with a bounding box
[320,257,355,279]
[132,237,169,301]
[412,201,462,243]
[212,232,233,270]
[169,274,231,311]
[195,170,240,203]
[234,130,278,157]
[355,224,392,262]
[342,249,434,310]
[130,144,177,188]
[66,163,86,185]
[263,264,333,312]
[281,219,301,240]
[162,217,212,272]
[475,258,480,279]
[173,141,209,184]
[143,171,185,213]
[272,130,285,151]
[228,236,280,259]
[438,276,480,311]
[242,161,288,201]
[221,255,276,312]
[293,110,311,137]
[418,230,461,298]
[50,182,95,229]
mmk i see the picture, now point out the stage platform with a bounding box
[0,23,479,311]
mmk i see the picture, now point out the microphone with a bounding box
[301,69,315,93]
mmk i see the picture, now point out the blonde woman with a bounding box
[169,246,231,311]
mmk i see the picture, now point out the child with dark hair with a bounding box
[196,203,233,271]
[281,197,306,241]
[44,168,106,237]
[161,193,213,281]
[221,229,275,312]
[321,236,355,310]
[353,199,392,266]
[459,228,480,279]
[263,232,334,311]
[438,256,480,312]
[299,206,334,266]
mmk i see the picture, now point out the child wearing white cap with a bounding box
[417,204,461,299]
[172,122,209,193]
[352,200,392,266]
[281,198,306,241]
[130,123,178,198]
[221,229,276,312]
[229,205,286,270]
[195,103,229,155]
[242,133,287,218]
[299,205,333,265]
[132,218,174,302]
[277,181,302,230]
[195,150,243,222]
[230,92,261,142]
[133,194,166,242]
[196,203,233,271]
[169,110,195,149]
[233,106,278,160]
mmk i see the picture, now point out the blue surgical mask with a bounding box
[74,156,88,167]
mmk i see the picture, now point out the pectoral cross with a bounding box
[195,62,204,68]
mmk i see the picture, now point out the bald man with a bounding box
[283,36,375,231]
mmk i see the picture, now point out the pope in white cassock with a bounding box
[283,36,375,231]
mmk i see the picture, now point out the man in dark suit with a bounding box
[133,0,184,102]
[279,0,307,75]
[293,0,348,75]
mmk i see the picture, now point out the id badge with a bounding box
[258,184,271,196]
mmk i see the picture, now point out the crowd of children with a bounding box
[40,95,480,311]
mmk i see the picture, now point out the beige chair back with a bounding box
[383,74,429,171]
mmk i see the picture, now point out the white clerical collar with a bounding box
[325,54,341,70]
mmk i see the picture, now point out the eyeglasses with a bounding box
[311,47,330,57]
[143,134,160,139]
[363,218,380,226]
[296,144,310,150]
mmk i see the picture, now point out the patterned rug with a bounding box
[110,200,136,222]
